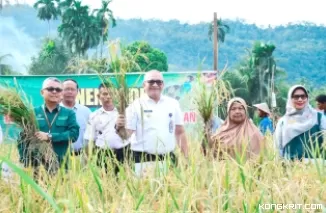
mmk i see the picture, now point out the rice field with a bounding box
[1,134,326,213]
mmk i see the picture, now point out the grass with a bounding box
[1,135,326,213]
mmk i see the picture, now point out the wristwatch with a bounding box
[47,133,52,141]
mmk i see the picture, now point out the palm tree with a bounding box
[222,42,282,117]
[33,0,61,37]
[208,18,230,71]
[93,0,116,58]
[208,18,230,43]
[250,41,276,105]
[58,0,101,61]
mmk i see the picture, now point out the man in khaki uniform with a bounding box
[84,83,130,174]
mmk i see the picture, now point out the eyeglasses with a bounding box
[146,80,163,86]
[292,94,307,100]
[44,87,63,93]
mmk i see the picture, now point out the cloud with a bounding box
[0,16,38,74]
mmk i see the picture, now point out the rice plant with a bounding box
[1,135,325,212]
[193,65,232,156]
[95,39,145,140]
[0,82,59,176]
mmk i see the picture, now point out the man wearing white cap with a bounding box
[253,102,274,135]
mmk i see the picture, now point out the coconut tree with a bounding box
[33,0,61,37]
[93,0,116,58]
[250,41,277,105]
[208,18,230,72]
[208,18,230,43]
[58,0,101,61]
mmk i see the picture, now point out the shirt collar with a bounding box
[43,104,60,112]
[99,107,117,113]
[142,93,165,103]
[60,102,78,111]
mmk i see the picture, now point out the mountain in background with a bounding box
[1,4,325,84]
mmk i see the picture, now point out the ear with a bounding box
[40,89,44,96]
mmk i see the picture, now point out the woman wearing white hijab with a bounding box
[275,85,326,160]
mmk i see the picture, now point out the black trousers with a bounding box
[95,145,131,174]
[131,151,178,167]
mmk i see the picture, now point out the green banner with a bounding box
[0,71,218,141]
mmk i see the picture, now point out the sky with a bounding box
[20,0,326,27]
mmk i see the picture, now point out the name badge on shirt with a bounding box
[143,109,153,118]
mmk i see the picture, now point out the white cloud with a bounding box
[20,0,326,27]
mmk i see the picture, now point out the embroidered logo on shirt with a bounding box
[58,116,68,120]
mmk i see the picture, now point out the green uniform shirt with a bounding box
[18,104,79,165]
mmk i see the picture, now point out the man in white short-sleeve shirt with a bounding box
[115,70,188,164]
[84,83,131,174]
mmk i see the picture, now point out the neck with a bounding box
[45,102,58,112]
[148,95,161,103]
[103,104,114,111]
[63,100,75,108]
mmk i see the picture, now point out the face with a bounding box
[98,87,113,106]
[41,80,63,103]
[291,88,307,110]
[62,80,78,103]
[257,109,265,117]
[229,102,246,124]
[143,72,164,99]
[317,102,326,111]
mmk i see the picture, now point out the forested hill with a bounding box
[1,5,326,84]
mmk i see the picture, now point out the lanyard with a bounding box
[42,105,60,134]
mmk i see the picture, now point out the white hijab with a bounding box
[275,85,318,150]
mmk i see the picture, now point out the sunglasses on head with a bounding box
[44,87,63,93]
[292,94,307,100]
[146,80,163,85]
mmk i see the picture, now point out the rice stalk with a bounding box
[96,39,145,140]
[193,64,232,156]
[0,83,59,175]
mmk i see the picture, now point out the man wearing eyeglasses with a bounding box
[115,70,189,176]
[61,79,91,156]
[17,77,79,176]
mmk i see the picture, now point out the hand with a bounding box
[35,131,49,142]
[115,114,126,130]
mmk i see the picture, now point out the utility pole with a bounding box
[213,12,218,72]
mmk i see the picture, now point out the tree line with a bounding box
[1,2,326,118]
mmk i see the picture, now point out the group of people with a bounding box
[1,70,326,179]
[208,86,326,161]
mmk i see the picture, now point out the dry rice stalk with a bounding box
[193,64,232,155]
[95,39,145,140]
[0,83,59,174]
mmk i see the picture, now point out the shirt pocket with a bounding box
[55,119,67,132]
[36,119,48,130]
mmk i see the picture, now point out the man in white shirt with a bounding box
[84,83,130,174]
[115,70,188,166]
[61,79,92,155]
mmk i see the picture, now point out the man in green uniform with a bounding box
[18,77,79,176]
